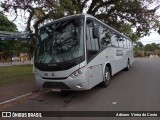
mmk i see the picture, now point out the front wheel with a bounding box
[101,66,111,87]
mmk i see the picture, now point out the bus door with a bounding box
[117,36,124,70]
[110,34,122,72]
[122,38,128,68]
[116,49,123,71]
[86,19,103,88]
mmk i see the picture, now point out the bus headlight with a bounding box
[35,71,41,78]
[69,67,84,79]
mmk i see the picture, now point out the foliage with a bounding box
[158,27,160,34]
[144,43,160,51]
[133,47,140,57]
[1,0,73,32]
[0,12,18,54]
[0,11,17,31]
[136,41,143,48]
[13,40,28,56]
[134,42,160,57]
[0,14,27,58]
[0,12,29,59]
[0,40,28,62]
[117,23,139,41]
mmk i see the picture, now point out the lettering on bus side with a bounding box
[116,50,123,56]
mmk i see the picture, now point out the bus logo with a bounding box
[44,73,48,76]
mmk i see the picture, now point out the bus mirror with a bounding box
[93,25,99,39]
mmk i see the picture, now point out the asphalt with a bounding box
[1,58,160,120]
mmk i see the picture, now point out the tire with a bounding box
[101,66,111,87]
[125,59,130,71]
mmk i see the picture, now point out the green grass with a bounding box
[0,65,34,86]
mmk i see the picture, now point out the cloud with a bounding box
[139,31,160,45]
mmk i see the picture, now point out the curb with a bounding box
[0,92,32,106]
[0,89,48,109]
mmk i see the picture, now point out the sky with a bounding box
[0,0,160,45]
[139,31,160,45]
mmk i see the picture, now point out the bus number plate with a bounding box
[51,89,61,92]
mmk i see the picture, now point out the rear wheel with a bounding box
[101,66,111,87]
[125,59,130,71]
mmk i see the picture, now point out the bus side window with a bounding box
[99,25,112,47]
[86,19,100,60]
[131,41,133,48]
[111,34,119,47]
[118,36,124,48]
[129,41,132,48]
[126,40,130,48]
[123,38,127,48]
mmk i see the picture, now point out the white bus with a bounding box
[34,14,134,91]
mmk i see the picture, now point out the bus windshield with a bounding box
[35,18,84,64]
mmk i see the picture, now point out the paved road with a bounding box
[2,58,160,120]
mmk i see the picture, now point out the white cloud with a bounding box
[139,31,160,45]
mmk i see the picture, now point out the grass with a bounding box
[0,65,34,86]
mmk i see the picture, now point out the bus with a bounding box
[34,13,134,91]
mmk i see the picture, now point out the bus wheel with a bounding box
[125,59,130,71]
[101,66,111,87]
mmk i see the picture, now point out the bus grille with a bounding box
[42,82,70,89]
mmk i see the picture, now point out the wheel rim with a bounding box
[128,61,130,69]
[105,70,110,85]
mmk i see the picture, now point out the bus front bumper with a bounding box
[35,73,88,91]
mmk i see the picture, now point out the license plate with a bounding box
[51,89,61,92]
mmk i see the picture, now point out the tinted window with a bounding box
[123,38,128,48]
[130,41,133,48]
[86,19,100,60]
[111,34,119,47]
[99,25,112,47]
[126,39,130,48]
[86,20,99,51]
[129,41,132,48]
[118,36,124,48]
[35,18,84,64]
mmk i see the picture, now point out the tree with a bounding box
[0,11,17,31]
[144,44,152,51]
[133,47,140,57]
[144,43,159,51]
[150,43,159,51]
[1,0,70,33]
[0,12,17,53]
[1,0,160,41]
[13,40,28,56]
[158,27,160,35]
[136,41,143,48]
